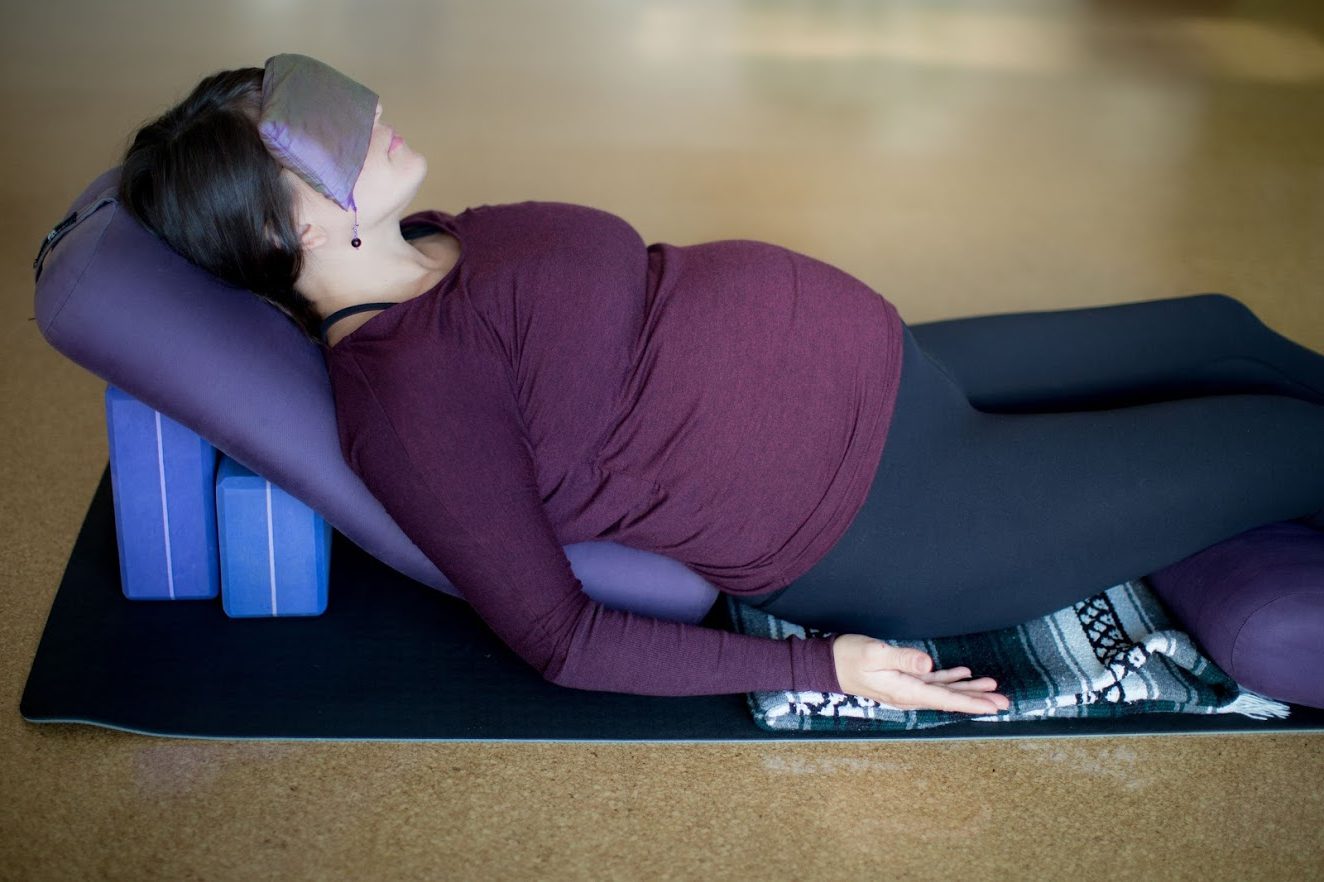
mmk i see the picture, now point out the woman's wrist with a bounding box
[829,633,855,695]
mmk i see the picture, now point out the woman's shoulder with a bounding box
[480,201,647,264]
[431,200,638,239]
[404,201,645,280]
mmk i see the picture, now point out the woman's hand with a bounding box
[831,633,1011,715]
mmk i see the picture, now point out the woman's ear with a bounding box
[296,222,328,252]
[266,219,327,253]
[275,169,328,252]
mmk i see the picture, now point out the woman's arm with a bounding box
[333,343,844,697]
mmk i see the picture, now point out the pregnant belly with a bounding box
[590,239,895,571]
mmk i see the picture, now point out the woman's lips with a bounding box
[388,132,404,153]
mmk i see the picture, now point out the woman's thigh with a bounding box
[749,324,1324,639]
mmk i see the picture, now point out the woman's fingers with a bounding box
[919,667,998,689]
[915,682,1004,714]
[857,667,1010,713]
[857,644,1011,712]
[910,674,1009,711]
[946,676,997,688]
[910,665,1009,709]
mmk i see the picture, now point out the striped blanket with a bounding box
[727,578,1291,731]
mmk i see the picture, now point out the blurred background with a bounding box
[3,1,1323,879]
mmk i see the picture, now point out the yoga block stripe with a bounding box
[215,456,330,618]
[104,385,220,601]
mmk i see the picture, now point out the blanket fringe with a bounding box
[1223,690,1292,720]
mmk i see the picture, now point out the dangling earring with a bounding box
[351,206,362,249]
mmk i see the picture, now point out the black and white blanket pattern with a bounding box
[727,578,1291,731]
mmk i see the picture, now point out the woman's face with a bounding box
[353,100,428,219]
[285,99,428,243]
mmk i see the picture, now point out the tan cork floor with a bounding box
[3,1,1323,879]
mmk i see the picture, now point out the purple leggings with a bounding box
[747,293,1324,638]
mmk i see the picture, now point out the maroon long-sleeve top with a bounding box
[325,201,904,696]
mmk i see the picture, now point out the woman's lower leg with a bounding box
[908,291,1324,529]
[907,292,1324,412]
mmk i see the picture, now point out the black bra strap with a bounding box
[319,301,398,343]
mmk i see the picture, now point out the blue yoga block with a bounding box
[215,456,331,618]
[104,385,220,601]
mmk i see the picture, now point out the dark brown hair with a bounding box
[117,66,324,345]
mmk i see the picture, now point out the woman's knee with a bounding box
[1196,291,1263,328]
[1177,291,1283,358]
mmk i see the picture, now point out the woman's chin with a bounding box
[403,151,428,182]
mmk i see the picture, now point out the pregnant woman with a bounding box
[116,55,1324,715]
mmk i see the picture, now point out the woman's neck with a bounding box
[321,230,460,348]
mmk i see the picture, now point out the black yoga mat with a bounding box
[20,465,1324,742]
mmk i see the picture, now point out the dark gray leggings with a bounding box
[747,293,1324,638]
